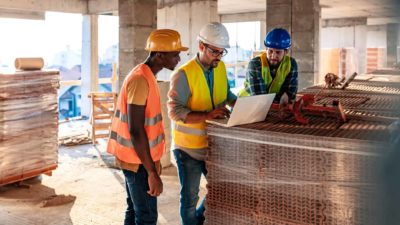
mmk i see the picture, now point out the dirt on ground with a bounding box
[0,139,207,225]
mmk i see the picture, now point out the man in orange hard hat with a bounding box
[107,29,188,225]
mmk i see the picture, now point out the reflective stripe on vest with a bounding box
[109,130,165,149]
[238,53,291,97]
[115,109,162,126]
[172,58,228,150]
[174,123,207,136]
[106,64,165,164]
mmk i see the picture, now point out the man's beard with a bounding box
[268,59,280,68]
[211,59,220,68]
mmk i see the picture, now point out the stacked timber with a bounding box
[205,75,400,225]
[0,70,59,185]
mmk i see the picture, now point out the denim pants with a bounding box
[173,149,208,225]
[123,166,158,225]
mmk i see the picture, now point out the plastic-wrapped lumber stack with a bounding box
[0,70,59,185]
[205,75,400,225]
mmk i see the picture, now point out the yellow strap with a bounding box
[260,53,291,94]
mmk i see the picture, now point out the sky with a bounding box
[0,12,118,68]
[224,21,261,51]
[0,12,258,69]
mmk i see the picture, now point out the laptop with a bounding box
[206,93,275,127]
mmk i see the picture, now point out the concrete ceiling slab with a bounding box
[218,0,266,14]
[218,0,400,21]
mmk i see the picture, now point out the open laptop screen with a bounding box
[207,93,275,127]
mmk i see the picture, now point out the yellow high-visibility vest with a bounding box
[239,52,291,97]
[172,58,228,149]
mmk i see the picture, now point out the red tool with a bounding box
[271,93,347,125]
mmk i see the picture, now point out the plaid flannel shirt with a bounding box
[243,56,298,102]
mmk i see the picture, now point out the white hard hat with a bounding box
[198,22,230,49]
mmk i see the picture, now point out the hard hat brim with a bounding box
[177,46,189,51]
[145,46,189,52]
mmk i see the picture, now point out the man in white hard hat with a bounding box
[167,22,237,225]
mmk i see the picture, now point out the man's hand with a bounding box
[206,106,231,120]
[147,172,163,197]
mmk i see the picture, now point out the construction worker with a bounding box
[238,28,298,102]
[107,29,188,225]
[167,22,237,225]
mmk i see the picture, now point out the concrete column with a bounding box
[157,0,217,166]
[81,14,99,118]
[260,20,266,50]
[118,0,156,87]
[355,25,367,74]
[267,0,320,90]
[387,23,399,67]
[157,0,218,80]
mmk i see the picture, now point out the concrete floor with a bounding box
[0,139,207,225]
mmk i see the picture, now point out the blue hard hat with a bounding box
[264,28,291,49]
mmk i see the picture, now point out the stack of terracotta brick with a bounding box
[0,70,59,185]
[205,75,400,225]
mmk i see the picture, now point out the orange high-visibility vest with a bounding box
[107,64,165,164]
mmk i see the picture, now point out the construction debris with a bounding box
[58,118,93,146]
[39,194,76,208]
[324,72,342,88]
[58,133,92,146]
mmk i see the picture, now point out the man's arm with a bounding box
[226,83,237,107]
[127,104,163,197]
[245,57,267,96]
[279,58,298,101]
[185,107,231,123]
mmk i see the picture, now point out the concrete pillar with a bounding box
[260,20,266,51]
[118,0,156,87]
[81,14,99,118]
[267,0,320,90]
[157,0,218,80]
[157,0,217,166]
[387,23,399,67]
[355,25,367,74]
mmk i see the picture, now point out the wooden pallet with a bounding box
[88,92,117,144]
[0,164,57,186]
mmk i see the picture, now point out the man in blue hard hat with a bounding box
[238,28,298,102]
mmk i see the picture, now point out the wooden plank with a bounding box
[93,101,113,114]
[0,164,57,186]
[89,92,117,98]
[95,133,110,139]
[89,92,117,144]
[94,123,111,129]
[94,114,113,120]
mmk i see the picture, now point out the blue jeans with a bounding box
[173,149,207,225]
[123,166,158,225]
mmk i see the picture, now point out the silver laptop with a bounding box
[206,93,275,127]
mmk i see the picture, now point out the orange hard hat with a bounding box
[145,29,188,52]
